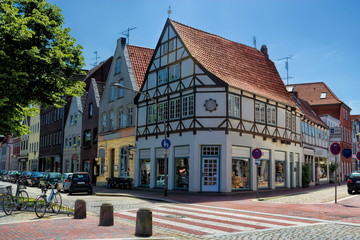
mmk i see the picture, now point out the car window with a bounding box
[350,173,360,178]
[72,174,90,181]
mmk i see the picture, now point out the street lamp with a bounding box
[113,83,169,196]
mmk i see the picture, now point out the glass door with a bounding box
[201,157,219,191]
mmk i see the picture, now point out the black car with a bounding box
[69,172,93,195]
[27,172,45,187]
[347,171,360,194]
[39,172,61,188]
[20,171,33,185]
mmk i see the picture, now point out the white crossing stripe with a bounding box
[153,209,254,231]
[120,211,228,235]
[166,205,311,226]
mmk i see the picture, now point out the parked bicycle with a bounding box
[34,184,62,218]
[1,178,29,215]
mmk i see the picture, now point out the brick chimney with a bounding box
[260,45,269,59]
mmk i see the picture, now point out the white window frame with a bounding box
[228,94,241,118]
[147,105,157,124]
[127,106,134,126]
[255,101,266,123]
[158,68,168,85]
[157,102,168,122]
[266,104,276,125]
[169,63,180,81]
[169,98,180,120]
[182,95,194,118]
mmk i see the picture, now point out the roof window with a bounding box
[320,92,327,99]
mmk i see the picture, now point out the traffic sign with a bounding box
[330,127,342,142]
[161,138,171,149]
[357,151,360,161]
[330,142,341,155]
[252,148,262,159]
[342,149,352,159]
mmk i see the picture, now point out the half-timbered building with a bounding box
[134,19,303,193]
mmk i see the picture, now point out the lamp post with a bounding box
[113,83,169,196]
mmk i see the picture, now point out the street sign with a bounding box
[342,149,352,159]
[161,138,171,149]
[330,127,342,142]
[357,151,360,161]
[330,142,341,155]
[252,148,262,160]
[72,154,78,161]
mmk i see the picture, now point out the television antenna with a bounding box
[253,36,257,49]
[120,27,136,44]
[91,51,100,66]
[278,56,293,85]
[168,5,172,18]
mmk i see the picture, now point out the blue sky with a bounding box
[48,0,360,114]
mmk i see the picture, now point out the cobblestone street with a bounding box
[1,181,360,239]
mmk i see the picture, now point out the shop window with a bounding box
[155,158,165,188]
[257,159,270,188]
[275,161,285,187]
[175,158,189,189]
[232,159,250,189]
[140,159,150,186]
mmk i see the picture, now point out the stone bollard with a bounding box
[74,199,86,219]
[135,208,152,237]
[99,203,114,226]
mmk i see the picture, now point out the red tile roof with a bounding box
[288,82,342,105]
[127,45,154,88]
[170,20,295,107]
[292,94,327,128]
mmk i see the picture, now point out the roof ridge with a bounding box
[127,44,154,51]
[170,19,257,52]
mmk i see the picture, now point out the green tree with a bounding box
[0,0,85,136]
[302,163,311,188]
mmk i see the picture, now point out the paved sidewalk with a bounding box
[0,182,358,240]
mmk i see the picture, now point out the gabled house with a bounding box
[287,82,352,180]
[28,106,40,171]
[351,115,360,171]
[63,96,84,172]
[134,19,303,193]
[289,90,329,185]
[97,38,153,185]
[80,57,112,183]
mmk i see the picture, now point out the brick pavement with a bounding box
[0,182,359,239]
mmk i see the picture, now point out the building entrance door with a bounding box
[201,157,219,191]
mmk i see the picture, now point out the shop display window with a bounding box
[175,158,189,189]
[232,159,250,189]
[275,161,285,187]
[257,160,270,188]
[140,159,150,186]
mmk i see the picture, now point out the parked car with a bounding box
[27,171,45,187]
[39,172,61,188]
[8,171,21,183]
[20,171,33,185]
[0,170,8,181]
[347,171,360,194]
[69,172,93,195]
[57,173,73,193]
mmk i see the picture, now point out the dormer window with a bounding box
[320,92,327,99]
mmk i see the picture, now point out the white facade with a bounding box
[63,96,83,172]
[134,20,303,193]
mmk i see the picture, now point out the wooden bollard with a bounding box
[74,199,86,219]
[99,203,114,226]
[135,208,152,237]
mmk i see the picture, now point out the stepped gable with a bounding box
[127,45,154,88]
[170,20,295,107]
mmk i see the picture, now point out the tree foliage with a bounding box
[0,0,85,136]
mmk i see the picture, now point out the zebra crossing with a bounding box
[114,203,322,237]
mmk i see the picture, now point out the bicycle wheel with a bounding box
[17,190,29,210]
[2,195,13,215]
[34,196,47,218]
[50,192,62,213]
